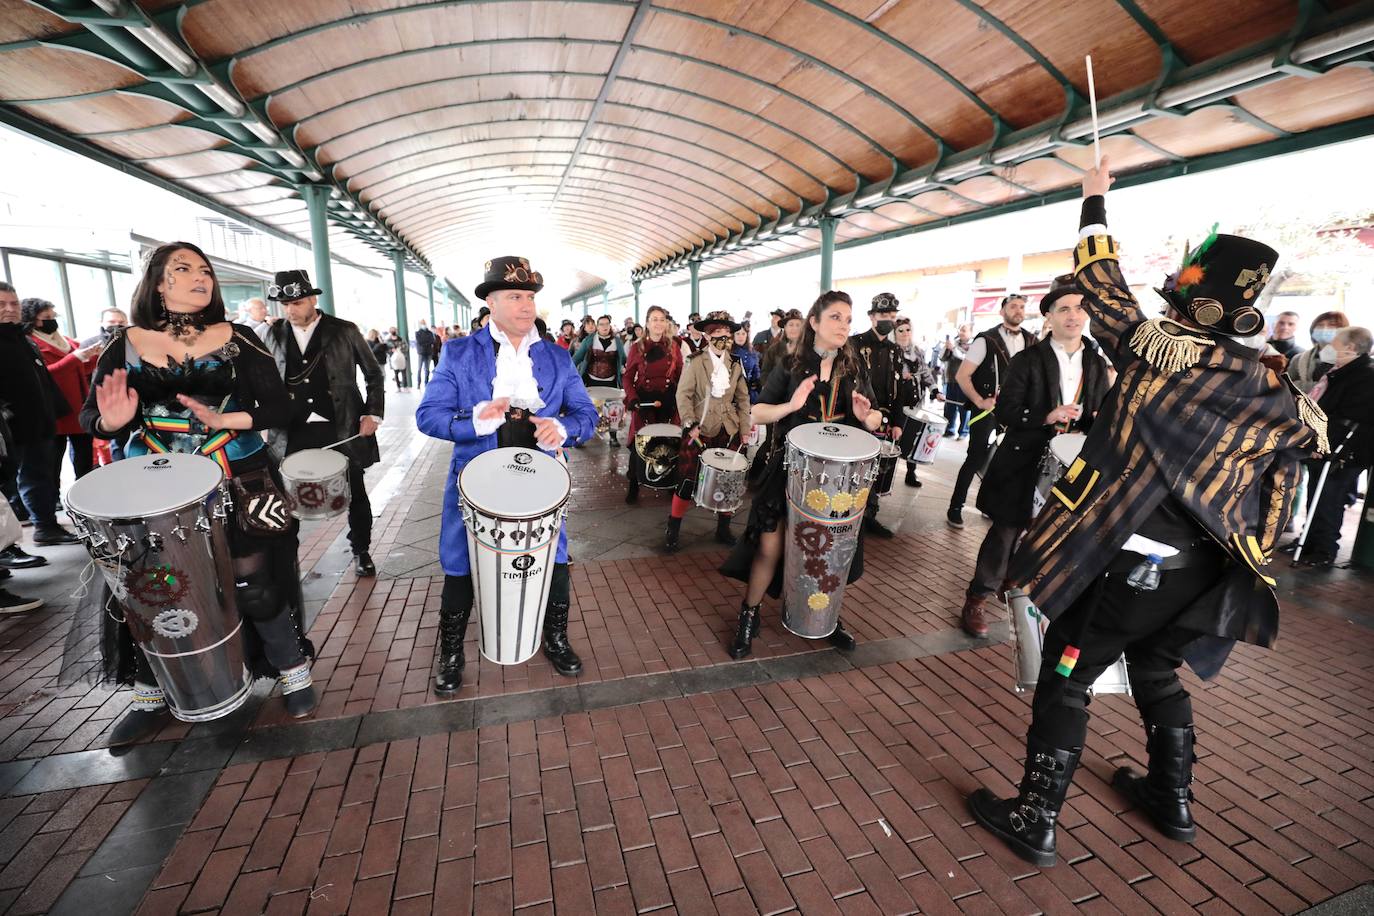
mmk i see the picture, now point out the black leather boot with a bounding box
[625,477,639,504]
[542,603,583,676]
[968,737,1082,867]
[729,601,759,659]
[664,517,682,553]
[109,683,172,746]
[827,617,856,651]
[714,514,737,546]
[1112,724,1197,842]
[433,605,471,694]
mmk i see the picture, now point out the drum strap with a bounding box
[1055,374,1086,434]
[140,418,238,477]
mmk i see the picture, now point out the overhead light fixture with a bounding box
[279,148,307,168]
[247,121,280,145]
[198,82,246,118]
[129,25,197,77]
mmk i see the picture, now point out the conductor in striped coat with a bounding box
[968,158,1326,868]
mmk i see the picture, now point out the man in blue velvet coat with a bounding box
[416,256,598,692]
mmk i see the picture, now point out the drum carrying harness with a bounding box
[139,416,238,476]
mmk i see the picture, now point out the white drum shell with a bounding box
[64,455,251,722]
[904,408,948,464]
[280,448,351,520]
[459,448,571,665]
[1006,588,1131,695]
[1031,433,1088,519]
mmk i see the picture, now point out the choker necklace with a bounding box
[813,344,837,360]
[165,310,207,343]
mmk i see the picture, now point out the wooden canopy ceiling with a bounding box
[2,0,1373,288]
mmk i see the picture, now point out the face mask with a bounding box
[36,319,59,334]
[874,320,894,336]
[1312,328,1337,345]
[101,325,123,339]
[710,337,731,351]
[1319,344,1337,364]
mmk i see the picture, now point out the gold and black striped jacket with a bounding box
[1008,226,1325,657]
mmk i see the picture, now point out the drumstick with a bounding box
[1085,54,1101,170]
[321,433,362,450]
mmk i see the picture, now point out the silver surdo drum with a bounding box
[586,386,626,439]
[902,406,948,464]
[280,447,350,520]
[694,448,749,514]
[781,423,880,639]
[1031,433,1087,519]
[633,422,682,490]
[1006,588,1130,694]
[65,453,251,722]
[459,447,571,665]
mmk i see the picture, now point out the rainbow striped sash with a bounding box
[140,416,237,476]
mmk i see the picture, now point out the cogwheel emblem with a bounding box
[854,486,871,508]
[807,592,830,611]
[152,608,198,639]
[830,492,853,513]
[804,488,830,513]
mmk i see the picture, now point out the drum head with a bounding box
[1050,433,1088,467]
[585,386,624,403]
[786,423,880,462]
[460,447,571,519]
[702,448,748,471]
[281,448,349,481]
[638,423,681,439]
[66,453,223,519]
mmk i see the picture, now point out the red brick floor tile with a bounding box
[510,842,553,908]
[305,851,359,916]
[182,845,250,913]
[135,884,191,916]
[622,846,673,913]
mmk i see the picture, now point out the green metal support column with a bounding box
[426,274,436,326]
[819,216,837,292]
[390,249,411,387]
[300,184,335,315]
[1351,489,1374,571]
[689,260,700,315]
[633,279,641,322]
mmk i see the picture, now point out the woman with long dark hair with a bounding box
[622,305,683,503]
[80,242,315,744]
[719,291,882,658]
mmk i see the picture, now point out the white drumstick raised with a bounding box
[1086,54,1102,169]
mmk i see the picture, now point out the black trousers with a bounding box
[968,522,1021,598]
[949,415,996,510]
[346,462,373,554]
[1302,460,1363,561]
[54,433,95,493]
[1029,555,1222,749]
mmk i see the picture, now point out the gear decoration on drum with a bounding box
[808,592,830,611]
[854,486,871,509]
[804,557,827,578]
[296,482,327,509]
[126,563,190,606]
[804,488,830,513]
[152,608,199,639]
[830,491,854,514]
[330,495,347,512]
[793,521,833,555]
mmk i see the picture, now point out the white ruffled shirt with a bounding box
[472,325,566,449]
[707,345,731,398]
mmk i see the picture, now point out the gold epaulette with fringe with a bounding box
[1292,387,1330,456]
[1128,318,1211,375]
[1073,234,1119,273]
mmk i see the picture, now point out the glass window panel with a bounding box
[66,263,112,342]
[7,255,64,327]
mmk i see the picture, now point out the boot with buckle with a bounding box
[433,604,471,694]
[1112,724,1198,842]
[968,737,1082,867]
[542,602,583,676]
[729,601,760,659]
[664,517,682,553]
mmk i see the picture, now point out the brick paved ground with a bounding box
[0,394,1370,913]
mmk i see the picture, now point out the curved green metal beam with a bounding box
[331,117,814,203]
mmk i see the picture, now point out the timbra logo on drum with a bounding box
[506,452,537,474]
[149,458,172,469]
[504,554,539,579]
[821,425,842,435]
[514,452,533,465]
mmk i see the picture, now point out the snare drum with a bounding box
[280,448,351,520]
[65,454,251,722]
[634,423,682,490]
[695,448,749,513]
[781,423,880,639]
[1006,588,1130,694]
[901,406,948,464]
[873,440,902,497]
[586,386,626,439]
[459,448,571,665]
[1031,433,1087,519]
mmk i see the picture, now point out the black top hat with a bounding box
[1038,274,1081,315]
[694,310,741,333]
[769,308,786,319]
[870,292,899,312]
[474,256,544,300]
[1155,230,1277,337]
[267,269,322,302]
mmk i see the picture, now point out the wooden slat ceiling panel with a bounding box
[575,138,784,213]
[145,150,262,180]
[1233,65,1374,133]
[346,137,579,190]
[840,211,908,235]
[295,78,601,149]
[0,46,142,97]
[93,127,227,160]
[176,0,437,59]
[568,158,756,225]
[339,121,586,178]
[872,201,938,225]
[1131,107,1277,159]
[230,3,631,99]
[269,42,618,125]
[0,1,76,43]
[951,174,1028,207]
[214,187,299,207]
[1052,133,1171,173]
[182,171,281,194]
[1135,0,1298,64]
[909,189,979,217]
[366,152,573,202]
[315,99,595,163]
[997,158,1084,194]
[15,93,186,134]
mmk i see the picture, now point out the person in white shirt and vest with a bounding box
[947,296,1037,528]
[956,275,1110,638]
[264,270,385,577]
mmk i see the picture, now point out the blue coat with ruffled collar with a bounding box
[416,326,599,576]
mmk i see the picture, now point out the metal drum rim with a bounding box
[458,449,572,519]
